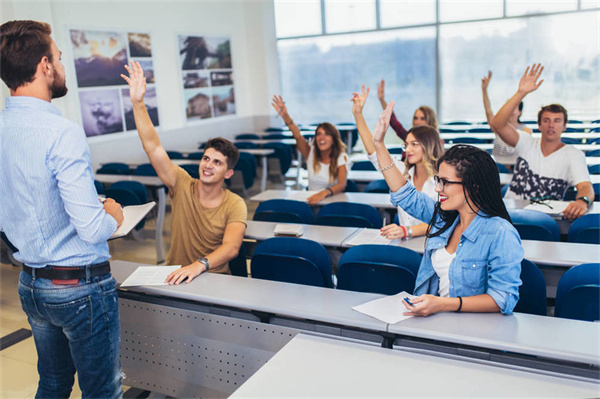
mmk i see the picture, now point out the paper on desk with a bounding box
[110,202,156,240]
[344,228,397,246]
[524,201,569,214]
[352,291,416,324]
[287,191,319,201]
[274,224,304,237]
[120,266,181,287]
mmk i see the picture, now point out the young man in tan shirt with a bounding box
[122,61,247,284]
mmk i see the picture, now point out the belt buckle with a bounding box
[51,267,79,285]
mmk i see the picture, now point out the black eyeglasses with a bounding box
[530,197,554,209]
[434,175,463,191]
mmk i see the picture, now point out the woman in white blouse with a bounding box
[352,85,444,240]
[272,95,349,205]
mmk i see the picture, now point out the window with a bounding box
[506,0,578,16]
[439,0,503,22]
[324,0,376,34]
[274,0,322,38]
[379,0,436,28]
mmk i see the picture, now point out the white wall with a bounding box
[1,0,280,170]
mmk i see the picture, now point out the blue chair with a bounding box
[586,149,600,157]
[337,245,422,295]
[568,120,583,124]
[439,128,458,133]
[187,151,204,160]
[588,164,600,174]
[229,244,248,278]
[450,137,488,144]
[134,163,158,176]
[513,259,547,316]
[302,133,314,141]
[388,147,404,155]
[446,121,472,126]
[105,186,147,230]
[595,183,600,202]
[264,127,288,133]
[351,161,377,171]
[501,184,510,197]
[250,237,333,288]
[96,162,131,175]
[563,186,577,201]
[589,127,600,133]
[179,163,200,179]
[263,142,293,177]
[568,213,600,244]
[253,199,314,224]
[109,181,148,204]
[198,143,207,149]
[345,179,360,193]
[555,263,600,322]
[563,127,583,133]
[166,151,185,159]
[508,209,560,242]
[466,127,493,133]
[94,180,105,195]
[336,124,358,149]
[234,142,259,149]
[226,153,256,195]
[561,137,581,144]
[316,202,382,229]
[587,137,600,144]
[235,133,260,140]
[496,163,510,173]
[264,133,288,140]
[364,179,389,194]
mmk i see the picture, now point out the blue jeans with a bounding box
[18,271,123,399]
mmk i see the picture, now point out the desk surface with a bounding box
[250,189,395,209]
[245,220,358,247]
[231,334,600,398]
[94,174,165,186]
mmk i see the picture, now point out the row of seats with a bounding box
[510,209,600,244]
[244,236,599,322]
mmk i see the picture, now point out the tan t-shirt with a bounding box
[167,168,247,274]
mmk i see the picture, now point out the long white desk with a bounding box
[112,260,600,397]
[250,189,395,210]
[232,334,600,398]
[95,174,166,263]
[245,220,358,247]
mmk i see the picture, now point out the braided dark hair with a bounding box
[426,145,511,238]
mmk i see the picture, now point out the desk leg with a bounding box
[260,155,267,192]
[295,148,302,189]
[155,188,166,264]
[346,131,353,154]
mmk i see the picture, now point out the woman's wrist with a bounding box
[325,188,334,197]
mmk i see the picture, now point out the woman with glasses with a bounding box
[373,102,523,316]
[352,85,444,240]
[272,95,349,205]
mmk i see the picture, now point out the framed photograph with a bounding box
[210,71,233,87]
[179,35,231,70]
[182,70,209,89]
[136,59,155,84]
[128,33,152,57]
[184,88,213,120]
[122,87,159,131]
[212,85,235,117]
[79,88,124,136]
[70,30,129,88]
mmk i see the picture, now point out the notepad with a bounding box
[287,191,319,201]
[524,201,569,214]
[110,202,156,240]
[120,265,182,287]
[344,228,398,246]
[352,291,416,324]
[274,224,304,237]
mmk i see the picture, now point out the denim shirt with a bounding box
[390,182,523,314]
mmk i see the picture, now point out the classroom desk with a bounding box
[439,131,600,141]
[231,334,600,398]
[250,189,395,210]
[112,260,599,396]
[245,220,359,247]
[94,174,166,263]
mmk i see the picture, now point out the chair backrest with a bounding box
[234,142,259,149]
[235,133,260,140]
[555,263,600,322]
[388,147,404,155]
[264,127,288,133]
[94,180,105,195]
[450,137,487,144]
[364,179,389,194]
[568,213,600,244]
[166,151,185,159]
[316,202,382,229]
[563,186,577,201]
[561,137,581,144]
[466,127,493,133]
[594,183,600,202]
[496,163,510,173]
[263,142,292,174]
[344,179,360,193]
[228,244,248,277]
[508,209,560,242]
[235,154,257,189]
[96,162,131,175]
[585,149,600,157]
[513,259,547,316]
[109,180,148,203]
[253,199,314,224]
[179,163,200,179]
[264,133,289,140]
[105,187,147,230]
[501,184,510,197]
[351,161,377,171]
[588,164,600,175]
[187,151,204,160]
[250,237,332,288]
[337,245,422,295]
[445,121,472,126]
[134,163,158,176]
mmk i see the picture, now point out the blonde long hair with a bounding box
[403,125,444,179]
[416,106,438,130]
[312,123,347,183]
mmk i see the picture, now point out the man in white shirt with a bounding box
[491,63,593,220]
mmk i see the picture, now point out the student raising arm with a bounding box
[374,102,523,316]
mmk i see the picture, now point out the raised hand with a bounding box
[271,95,288,118]
[373,101,395,143]
[351,85,370,115]
[518,63,544,95]
[481,70,492,91]
[120,61,146,104]
[377,79,386,102]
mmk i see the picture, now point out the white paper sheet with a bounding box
[120,266,181,287]
[344,228,400,246]
[110,202,156,239]
[287,191,319,201]
[524,201,569,214]
[352,291,417,324]
[274,224,304,237]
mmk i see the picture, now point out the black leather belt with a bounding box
[23,261,111,280]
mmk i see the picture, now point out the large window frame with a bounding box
[275,0,599,121]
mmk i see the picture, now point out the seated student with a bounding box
[490,64,593,220]
[481,70,532,167]
[377,79,438,141]
[122,62,247,284]
[351,85,444,240]
[373,102,523,316]
[271,95,349,204]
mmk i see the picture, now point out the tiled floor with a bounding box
[0,180,267,397]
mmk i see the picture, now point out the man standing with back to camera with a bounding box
[0,20,124,398]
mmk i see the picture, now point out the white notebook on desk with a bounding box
[274,224,304,237]
[524,200,569,214]
[110,202,156,240]
[344,228,400,246]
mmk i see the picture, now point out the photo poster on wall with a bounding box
[69,29,159,137]
[178,35,235,122]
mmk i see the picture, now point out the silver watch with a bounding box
[406,226,413,238]
[197,257,209,271]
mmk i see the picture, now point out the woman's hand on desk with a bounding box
[380,224,407,240]
[164,263,203,285]
[307,190,329,205]
[402,295,451,317]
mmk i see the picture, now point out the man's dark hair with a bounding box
[204,137,239,169]
[537,104,568,125]
[0,20,53,91]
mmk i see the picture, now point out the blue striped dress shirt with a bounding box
[0,96,117,268]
